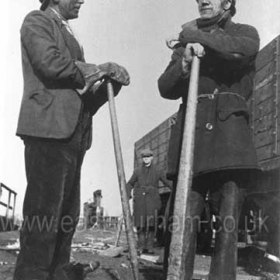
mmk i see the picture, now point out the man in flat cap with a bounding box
[126,148,172,254]
[14,0,129,279]
[158,0,260,279]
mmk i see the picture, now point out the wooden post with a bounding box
[167,56,200,280]
[106,81,139,280]
[6,192,11,219]
[115,216,123,247]
[12,194,17,223]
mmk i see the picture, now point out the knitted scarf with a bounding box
[196,10,231,31]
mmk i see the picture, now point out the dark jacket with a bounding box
[158,17,260,179]
[127,164,171,227]
[16,9,108,147]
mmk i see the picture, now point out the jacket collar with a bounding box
[44,7,65,28]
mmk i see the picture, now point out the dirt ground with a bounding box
[0,229,279,280]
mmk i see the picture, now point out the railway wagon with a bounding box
[133,35,280,256]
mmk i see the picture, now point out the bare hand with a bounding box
[184,43,205,61]
[182,43,205,74]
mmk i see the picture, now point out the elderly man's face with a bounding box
[58,0,84,20]
[197,0,229,19]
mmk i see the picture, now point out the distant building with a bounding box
[83,189,104,229]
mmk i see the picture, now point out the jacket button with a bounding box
[205,123,213,130]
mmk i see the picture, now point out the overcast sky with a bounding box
[1,0,280,218]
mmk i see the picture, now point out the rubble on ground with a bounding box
[0,229,279,280]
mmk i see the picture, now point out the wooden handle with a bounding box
[106,81,139,280]
[167,56,200,280]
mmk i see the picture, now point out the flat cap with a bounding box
[140,148,153,157]
[93,190,102,197]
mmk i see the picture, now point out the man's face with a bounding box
[197,0,228,19]
[58,0,84,20]
[142,156,153,166]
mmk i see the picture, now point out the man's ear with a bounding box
[223,0,232,11]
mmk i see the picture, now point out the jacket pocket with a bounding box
[217,94,249,122]
[218,108,249,121]
[30,89,54,108]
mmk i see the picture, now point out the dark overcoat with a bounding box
[158,17,260,180]
[127,164,171,227]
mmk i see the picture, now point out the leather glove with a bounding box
[75,61,106,95]
[98,62,130,86]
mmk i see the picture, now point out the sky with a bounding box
[0,0,280,218]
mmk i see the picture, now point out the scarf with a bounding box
[196,10,231,32]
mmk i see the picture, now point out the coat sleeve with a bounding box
[158,47,190,100]
[83,81,122,116]
[179,23,260,61]
[126,170,138,199]
[21,11,84,88]
[159,170,172,191]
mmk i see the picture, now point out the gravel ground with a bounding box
[0,229,279,280]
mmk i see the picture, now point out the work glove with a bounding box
[98,62,130,86]
[75,61,105,95]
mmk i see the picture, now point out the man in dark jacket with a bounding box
[127,148,172,254]
[14,0,129,279]
[158,0,260,279]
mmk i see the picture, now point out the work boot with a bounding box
[209,181,242,280]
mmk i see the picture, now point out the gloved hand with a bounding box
[98,62,130,86]
[75,61,105,95]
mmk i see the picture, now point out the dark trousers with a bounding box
[14,114,90,280]
[164,170,247,280]
[137,227,155,252]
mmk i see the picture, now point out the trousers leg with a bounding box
[209,181,244,280]
[14,114,89,280]
[50,129,87,280]
[49,169,82,280]
[137,228,146,252]
[146,227,155,252]
[13,139,80,280]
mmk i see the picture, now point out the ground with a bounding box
[0,229,279,280]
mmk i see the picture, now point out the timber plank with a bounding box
[253,81,276,105]
[255,35,279,70]
[255,60,275,88]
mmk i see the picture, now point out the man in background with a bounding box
[14,0,129,279]
[127,148,172,254]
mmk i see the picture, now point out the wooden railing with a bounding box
[0,182,17,222]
